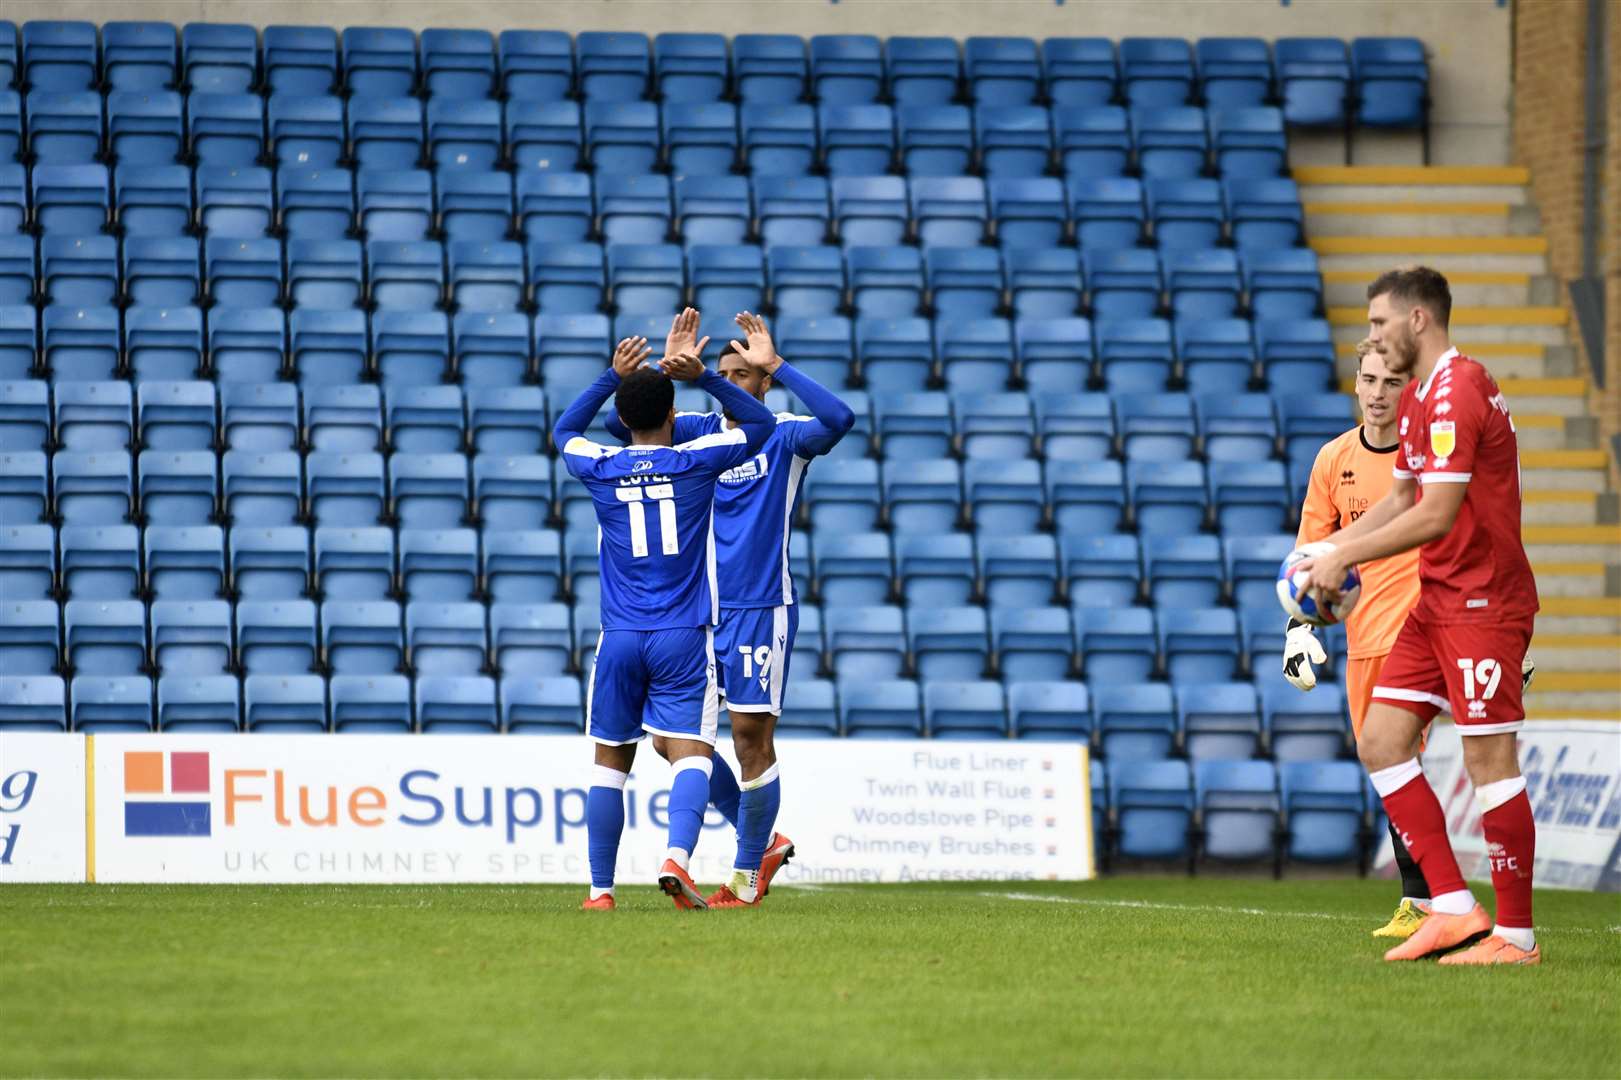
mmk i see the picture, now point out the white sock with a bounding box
[1494,924,1535,950]
[590,886,613,900]
[1368,758,1423,798]
[730,866,761,903]
[1430,888,1476,916]
[664,847,690,871]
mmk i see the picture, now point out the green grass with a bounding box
[2,878,1618,1078]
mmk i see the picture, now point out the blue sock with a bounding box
[666,757,713,865]
[586,765,628,894]
[735,763,782,872]
[708,752,741,828]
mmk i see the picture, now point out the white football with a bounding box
[1276,543,1361,628]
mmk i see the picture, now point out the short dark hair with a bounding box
[614,367,674,431]
[717,341,744,361]
[1367,266,1452,329]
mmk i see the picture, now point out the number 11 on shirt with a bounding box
[615,483,680,558]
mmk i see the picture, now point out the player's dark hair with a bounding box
[614,367,675,432]
[1367,266,1452,329]
[717,341,744,361]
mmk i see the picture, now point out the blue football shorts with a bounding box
[586,626,719,745]
[713,604,799,715]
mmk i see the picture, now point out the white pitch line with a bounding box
[980,891,1619,934]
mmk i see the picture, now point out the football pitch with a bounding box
[3,877,1617,1078]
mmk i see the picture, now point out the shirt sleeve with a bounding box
[770,361,856,457]
[1421,376,1486,485]
[1296,441,1341,545]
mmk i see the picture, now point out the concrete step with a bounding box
[1527,563,1613,598]
[1304,203,1540,238]
[1500,378,1596,419]
[1522,526,1621,567]
[1540,596,1621,617]
[1524,696,1621,720]
[1522,671,1621,717]
[1308,236,1548,258]
[1299,185,1532,206]
[1323,271,1549,308]
[1291,165,1532,186]
[1535,613,1621,635]
[1523,490,1613,526]
[1318,252,1549,276]
[1515,418,1585,452]
[1524,636,1621,672]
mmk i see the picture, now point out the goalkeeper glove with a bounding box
[1523,655,1536,691]
[1283,619,1326,691]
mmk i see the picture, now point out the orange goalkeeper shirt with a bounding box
[1295,425,1422,659]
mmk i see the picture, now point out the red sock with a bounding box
[1482,790,1536,928]
[1380,774,1468,898]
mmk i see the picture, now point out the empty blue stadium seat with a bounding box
[1042,39,1118,108]
[964,37,1040,107]
[322,599,403,676]
[992,607,1073,683]
[26,89,102,164]
[1196,759,1280,861]
[1045,460,1125,535]
[809,34,882,105]
[910,176,989,248]
[343,26,418,98]
[754,175,830,246]
[150,598,232,676]
[230,525,309,600]
[1095,320,1172,393]
[373,310,451,390]
[391,454,470,530]
[52,380,130,451]
[1259,670,1349,762]
[1177,317,1257,395]
[357,168,433,242]
[314,526,394,602]
[243,673,326,732]
[909,606,989,682]
[34,164,111,236]
[106,90,182,165]
[1197,392,1277,461]
[884,37,958,107]
[1066,176,1143,248]
[825,604,905,682]
[0,382,49,458]
[895,104,972,177]
[664,101,740,175]
[894,531,974,608]
[265,26,339,96]
[1227,534,1293,611]
[472,454,552,533]
[1160,607,1241,685]
[236,599,318,676]
[54,448,132,524]
[307,450,384,528]
[1276,38,1351,128]
[1120,37,1194,106]
[0,237,29,308]
[1141,532,1223,607]
[331,673,411,733]
[1211,106,1287,178]
[428,98,502,173]
[447,241,522,311]
[811,530,889,607]
[926,679,1007,739]
[1063,535,1141,609]
[65,597,146,676]
[71,674,153,732]
[103,21,178,92]
[144,524,223,601]
[196,165,272,239]
[422,28,495,101]
[42,235,118,308]
[976,531,1057,607]
[22,21,97,92]
[607,242,683,314]
[1110,758,1193,859]
[182,23,257,94]
[1035,391,1113,461]
[833,176,909,248]
[976,106,1052,179]
[652,32,727,104]
[222,449,300,526]
[873,391,949,458]
[1223,177,1304,249]
[1197,38,1273,109]
[763,247,841,321]
[1084,248,1159,321]
[157,673,239,732]
[1009,680,1090,741]
[1210,459,1290,534]
[126,305,204,382]
[188,92,263,167]
[1352,38,1429,133]
[733,35,805,104]
[399,527,478,603]
[924,247,1003,321]
[956,392,1034,459]
[576,31,650,102]
[406,601,487,677]
[506,98,581,173]
[595,172,672,247]
[1256,317,1336,395]
[1164,248,1242,320]
[488,601,569,675]
[687,244,764,313]
[839,678,921,738]
[669,175,748,248]
[59,523,138,599]
[0,521,54,599]
[119,236,197,309]
[1180,681,1263,760]
[819,104,895,177]
[501,675,583,734]
[1281,760,1366,863]
[1074,606,1155,685]
[1242,248,1322,321]
[845,246,920,318]
[499,30,572,101]
[1,598,59,674]
[1147,177,1224,249]
[988,178,1067,251]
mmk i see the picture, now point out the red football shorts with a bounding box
[1370,610,1534,735]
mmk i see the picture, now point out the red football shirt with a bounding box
[1392,348,1539,624]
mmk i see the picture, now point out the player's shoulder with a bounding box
[1313,426,1362,466]
[1445,353,1499,393]
[674,425,748,454]
[561,436,623,461]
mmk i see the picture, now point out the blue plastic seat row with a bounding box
[3,24,1429,133]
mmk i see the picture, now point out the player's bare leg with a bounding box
[584,741,638,910]
[1359,703,1491,960]
[709,710,794,908]
[1439,731,1540,964]
[649,735,714,909]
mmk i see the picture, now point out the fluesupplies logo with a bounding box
[124,751,212,837]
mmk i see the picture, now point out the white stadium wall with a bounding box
[3,0,1513,163]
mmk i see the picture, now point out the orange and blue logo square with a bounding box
[123,751,211,836]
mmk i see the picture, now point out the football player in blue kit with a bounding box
[556,333,777,911]
[608,309,854,907]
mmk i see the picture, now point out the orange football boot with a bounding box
[580,894,615,911]
[757,832,796,896]
[1438,935,1541,966]
[657,859,709,911]
[1383,903,1492,961]
[706,884,753,908]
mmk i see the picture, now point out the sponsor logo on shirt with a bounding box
[1430,421,1456,458]
[719,453,770,485]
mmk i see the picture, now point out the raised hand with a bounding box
[659,352,705,382]
[729,311,780,373]
[611,336,653,378]
[665,307,711,364]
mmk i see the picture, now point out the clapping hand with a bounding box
[729,311,780,373]
[610,335,652,378]
[665,307,711,365]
